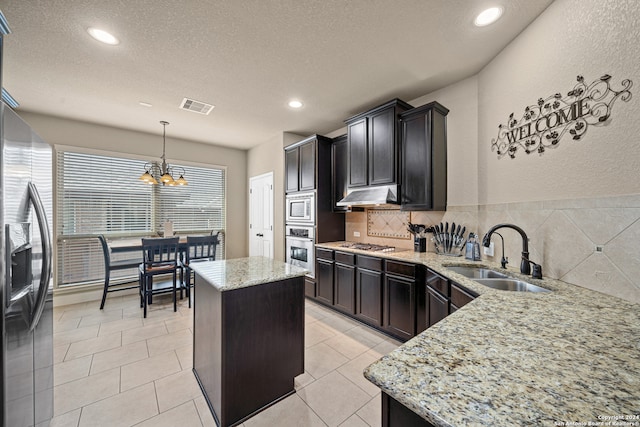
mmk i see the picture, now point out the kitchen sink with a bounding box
[447,266,551,293]
[446,266,509,279]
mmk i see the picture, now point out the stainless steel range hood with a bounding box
[336,184,399,207]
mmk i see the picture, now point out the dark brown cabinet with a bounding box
[422,269,477,329]
[383,260,419,341]
[334,261,356,314]
[332,134,348,212]
[316,257,334,305]
[400,102,449,211]
[345,99,412,189]
[356,267,384,327]
[284,137,318,193]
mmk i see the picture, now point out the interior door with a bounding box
[249,172,274,258]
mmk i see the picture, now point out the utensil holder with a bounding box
[414,237,426,252]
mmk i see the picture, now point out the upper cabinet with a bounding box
[400,101,449,211]
[331,134,348,212]
[285,136,318,193]
[345,99,413,189]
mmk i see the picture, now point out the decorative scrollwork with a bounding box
[491,75,633,159]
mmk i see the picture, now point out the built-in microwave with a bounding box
[285,192,315,224]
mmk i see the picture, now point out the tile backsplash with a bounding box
[344,194,640,304]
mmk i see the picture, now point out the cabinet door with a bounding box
[305,277,316,298]
[427,286,448,327]
[356,268,383,326]
[316,259,334,305]
[368,107,396,186]
[285,148,299,193]
[299,140,316,191]
[401,111,432,209]
[334,263,356,314]
[348,118,368,187]
[332,135,348,212]
[384,274,415,341]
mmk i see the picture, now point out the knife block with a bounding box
[414,237,426,252]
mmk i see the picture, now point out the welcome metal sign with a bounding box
[491,75,632,159]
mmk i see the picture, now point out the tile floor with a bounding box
[50,292,401,427]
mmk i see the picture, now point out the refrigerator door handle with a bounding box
[28,182,52,332]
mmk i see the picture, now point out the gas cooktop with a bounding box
[339,242,396,252]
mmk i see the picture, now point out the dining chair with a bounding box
[180,234,219,308]
[98,235,142,309]
[139,236,180,318]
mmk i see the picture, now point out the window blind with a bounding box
[56,150,226,287]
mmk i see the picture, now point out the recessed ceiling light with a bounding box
[474,7,503,27]
[139,102,153,107]
[288,100,303,109]
[87,27,120,45]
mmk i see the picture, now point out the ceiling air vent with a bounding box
[179,98,215,115]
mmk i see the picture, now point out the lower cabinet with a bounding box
[382,393,435,427]
[316,258,334,305]
[305,277,316,298]
[335,262,356,314]
[356,268,384,327]
[312,249,476,342]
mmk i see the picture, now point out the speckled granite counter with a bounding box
[189,256,307,292]
[316,242,640,426]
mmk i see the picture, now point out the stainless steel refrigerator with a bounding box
[1,100,54,426]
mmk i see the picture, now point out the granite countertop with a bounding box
[189,256,307,292]
[316,242,640,426]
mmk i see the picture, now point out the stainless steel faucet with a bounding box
[482,223,542,278]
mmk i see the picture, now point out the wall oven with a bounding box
[285,192,315,224]
[285,225,315,278]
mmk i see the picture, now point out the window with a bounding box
[56,150,226,287]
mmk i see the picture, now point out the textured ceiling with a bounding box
[0,0,553,150]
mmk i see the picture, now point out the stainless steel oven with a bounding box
[285,225,315,277]
[285,192,315,224]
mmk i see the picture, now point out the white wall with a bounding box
[478,0,640,204]
[18,111,248,259]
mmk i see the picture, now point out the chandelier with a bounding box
[139,121,188,186]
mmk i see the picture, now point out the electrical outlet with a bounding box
[353,231,360,237]
[483,241,494,256]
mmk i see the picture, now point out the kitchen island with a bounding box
[314,243,640,427]
[190,257,307,427]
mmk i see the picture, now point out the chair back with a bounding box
[98,235,111,266]
[185,234,219,264]
[141,237,180,270]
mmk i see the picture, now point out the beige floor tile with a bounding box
[342,326,386,349]
[57,304,108,321]
[65,332,122,361]
[121,322,168,345]
[175,345,193,370]
[98,317,144,336]
[194,395,217,427]
[141,307,185,326]
[135,400,203,427]
[121,350,182,392]
[305,321,337,348]
[53,317,81,333]
[305,342,349,379]
[54,343,70,365]
[49,408,81,427]
[54,355,92,386]
[244,394,325,427]
[367,339,401,358]
[90,340,149,374]
[356,395,381,427]
[339,414,369,427]
[298,371,371,427]
[165,315,193,333]
[77,309,124,327]
[294,371,316,390]
[337,352,382,396]
[53,325,99,347]
[155,369,204,413]
[147,328,193,356]
[319,313,360,334]
[325,332,373,360]
[54,368,120,415]
[78,382,158,427]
